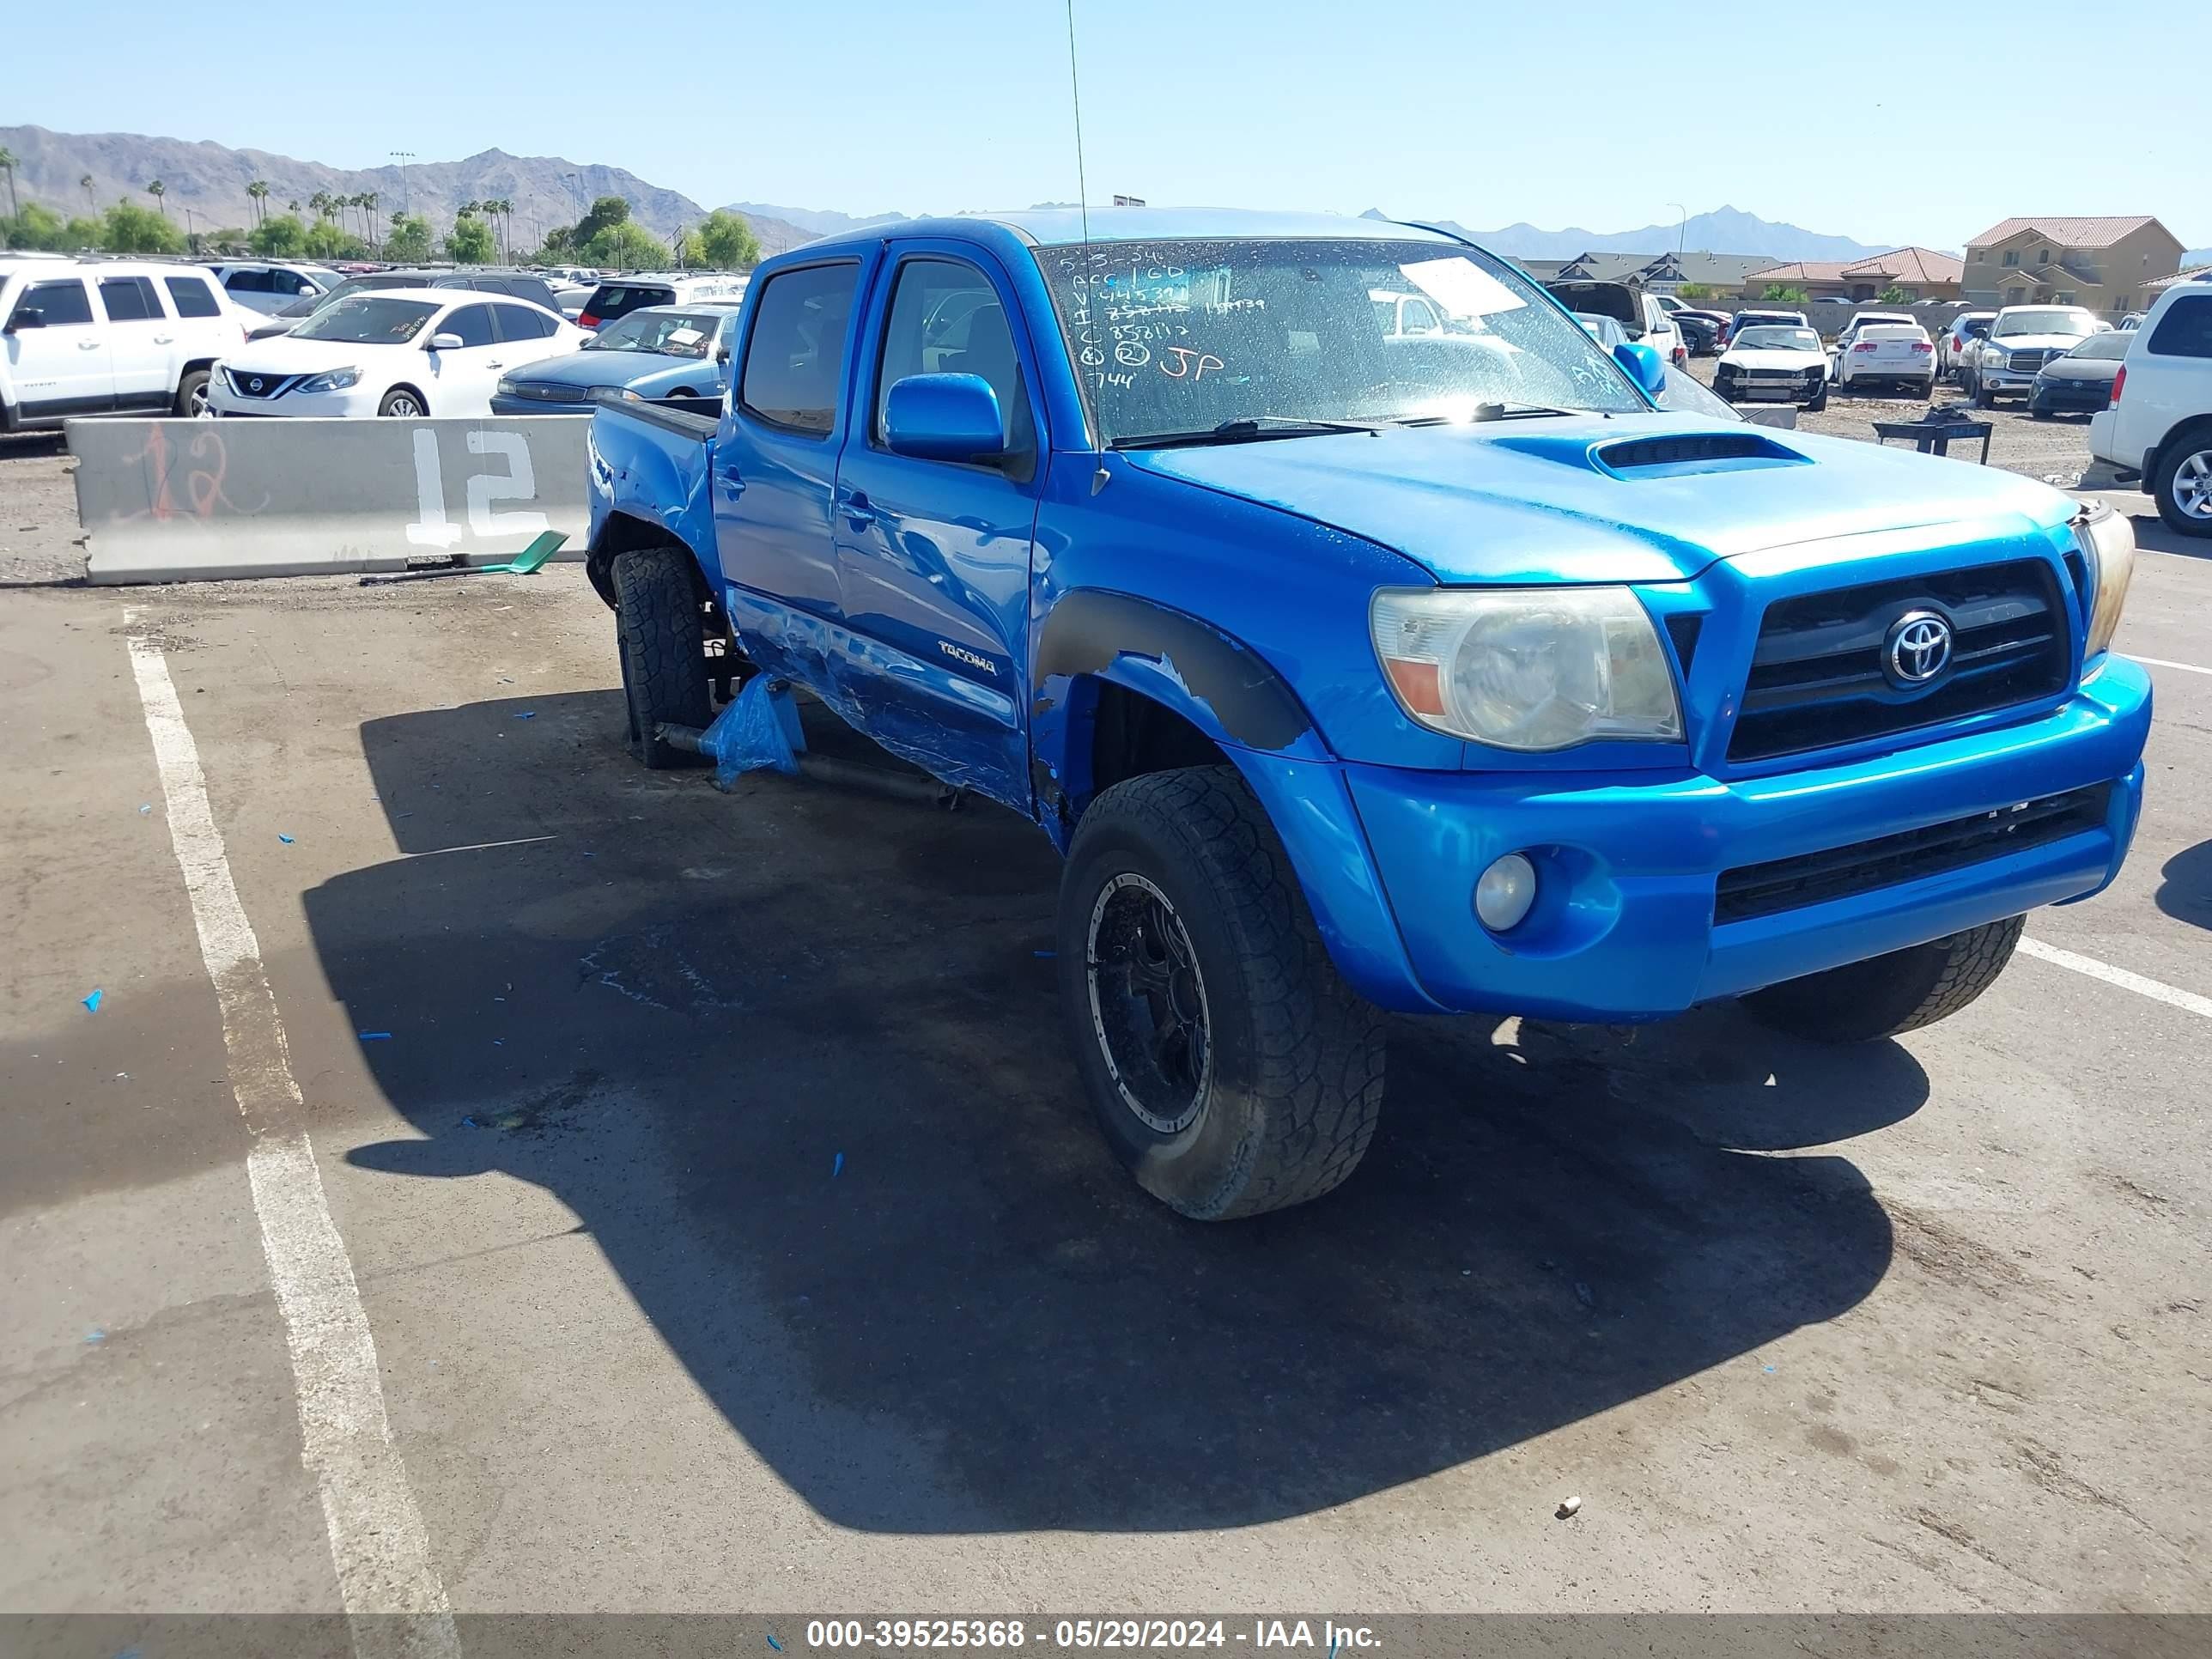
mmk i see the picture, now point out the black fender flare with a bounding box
[1030,591,1317,754]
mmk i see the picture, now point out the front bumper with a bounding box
[209,380,381,418]
[1250,659,2150,1019]
[2030,380,2112,413]
[1976,368,2042,392]
[491,392,597,416]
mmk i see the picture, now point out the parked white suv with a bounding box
[2,258,256,427]
[2090,277,2212,537]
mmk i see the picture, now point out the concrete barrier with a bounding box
[71,416,592,585]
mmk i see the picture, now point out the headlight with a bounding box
[496,376,519,397]
[2074,504,2135,659]
[619,388,645,402]
[297,367,360,395]
[1370,586,1682,750]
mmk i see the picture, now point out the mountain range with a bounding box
[4,125,1931,265]
[1364,205,1900,261]
[0,125,815,257]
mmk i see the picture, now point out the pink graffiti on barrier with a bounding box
[120,422,272,521]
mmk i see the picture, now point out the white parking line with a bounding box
[128,625,458,1659]
[2020,937,2212,1022]
[2130,655,2212,678]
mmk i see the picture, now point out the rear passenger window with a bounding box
[739,263,860,436]
[166,276,222,318]
[224,269,273,294]
[492,304,556,342]
[2147,295,2212,361]
[10,279,95,327]
[439,304,498,348]
[99,276,162,323]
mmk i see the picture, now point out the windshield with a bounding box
[1735,326,1820,350]
[279,274,423,319]
[1034,237,1647,443]
[586,307,732,356]
[1996,308,2094,338]
[289,295,439,344]
[2069,332,2131,361]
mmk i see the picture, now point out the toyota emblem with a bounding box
[1885,611,1953,685]
[248,377,264,392]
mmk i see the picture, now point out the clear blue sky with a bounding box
[12,0,2206,251]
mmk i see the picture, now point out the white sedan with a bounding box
[208,290,587,418]
[1712,324,1830,410]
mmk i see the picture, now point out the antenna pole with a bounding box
[1065,0,1091,244]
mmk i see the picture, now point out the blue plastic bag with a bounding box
[702,677,805,787]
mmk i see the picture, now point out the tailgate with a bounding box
[1850,337,1930,369]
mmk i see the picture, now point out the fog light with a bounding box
[1474,853,1538,933]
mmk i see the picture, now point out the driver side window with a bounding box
[441,304,497,348]
[873,257,1031,456]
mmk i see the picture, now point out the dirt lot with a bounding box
[1,415,2208,1643]
[1680,356,2100,485]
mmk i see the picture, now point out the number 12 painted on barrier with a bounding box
[406,429,550,549]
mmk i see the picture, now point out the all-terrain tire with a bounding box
[1058,766,1386,1220]
[1741,915,2025,1043]
[612,545,711,769]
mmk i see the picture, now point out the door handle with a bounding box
[153,335,174,344]
[714,464,744,497]
[487,361,504,368]
[839,488,875,529]
[79,340,103,350]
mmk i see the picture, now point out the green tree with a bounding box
[81,173,97,212]
[447,211,495,264]
[103,199,185,253]
[582,220,671,270]
[147,179,167,216]
[360,191,380,252]
[386,214,434,262]
[248,213,309,257]
[574,194,631,246]
[247,179,269,225]
[680,210,762,270]
[1761,283,1810,303]
[303,219,363,261]
[1675,282,1714,301]
[1,203,68,250]
[207,225,249,255]
[1877,285,1909,306]
[64,215,105,250]
[0,148,18,220]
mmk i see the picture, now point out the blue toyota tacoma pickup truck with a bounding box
[586,209,2149,1220]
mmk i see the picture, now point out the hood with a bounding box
[1720,348,1824,371]
[1125,414,2073,586]
[2039,356,2119,380]
[514,348,709,390]
[1990,333,2095,352]
[219,335,392,375]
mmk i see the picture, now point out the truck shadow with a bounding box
[321,691,1908,1534]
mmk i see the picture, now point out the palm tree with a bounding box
[0,148,19,220]
[147,179,167,217]
[246,179,268,226]
[361,191,380,251]
[82,173,96,212]
[308,190,330,222]
[288,199,301,215]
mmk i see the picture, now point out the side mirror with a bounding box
[4,307,44,332]
[1613,341,1668,399]
[715,344,732,364]
[427,331,465,351]
[884,373,1007,464]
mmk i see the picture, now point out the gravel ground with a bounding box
[1681,355,2099,485]
[0,432,82,586]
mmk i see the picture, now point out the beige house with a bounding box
[1962,216,2184,316]
[1740,247,1965,304]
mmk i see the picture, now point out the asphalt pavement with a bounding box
[0,445,2207,1639]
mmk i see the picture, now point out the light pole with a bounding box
[1667,202,1686,256]
[392,150,416,216]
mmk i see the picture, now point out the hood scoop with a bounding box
[1593,431,1807,478]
